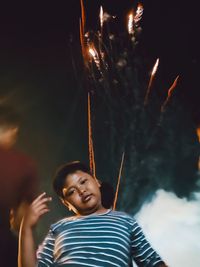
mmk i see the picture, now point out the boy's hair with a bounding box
[53,161,92,199]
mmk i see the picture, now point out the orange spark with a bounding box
[88,44,101,70]
[88,46,96,58]
[80,0,86,33]
[144,58,159,105]
[79,18,86,62]
[88,92,96,178]
[134,3,144,24]
[196,127,200,143]
[161,75,179,112]
[113,152,125,210]
[79,0,88,64]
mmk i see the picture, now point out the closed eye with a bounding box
[66,188,76,197]
[80,178,87,185]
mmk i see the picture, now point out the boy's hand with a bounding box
[22,192,52,228]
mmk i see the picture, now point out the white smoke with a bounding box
[134,189,200,267]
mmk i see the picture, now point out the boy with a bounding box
[18,161,168,267]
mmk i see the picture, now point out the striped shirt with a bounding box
[37,210,164,266]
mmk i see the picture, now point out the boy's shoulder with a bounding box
[109,210,137,223]
[50,215,78,232]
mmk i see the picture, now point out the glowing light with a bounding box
[99,6,103,30]
[80,0,86,32]
[88,45,101,70]
[88,92,96,178]
[152,58,159,76]
[80,18,86,61]
[128,3,144,34]
[128,12,134,34]
[144,58,160,105]
[161,75,179,112]
[79,0,88,65]
[88,47,96,58]
[113,152,125,210]
[134,3,144,24]
[196,127,200,143]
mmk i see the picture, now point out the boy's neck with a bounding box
[78,207,111,217]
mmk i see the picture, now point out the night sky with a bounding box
[0,0,200,255]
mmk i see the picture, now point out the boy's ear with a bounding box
[96,179,101,187]
[60,197,72,211]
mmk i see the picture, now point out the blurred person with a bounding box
[0,105,39,267]
[18,161,168,267]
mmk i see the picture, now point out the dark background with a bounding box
[0,0,199,240]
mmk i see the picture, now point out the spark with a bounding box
[144,58,159,105]
[80,0,86,33]
[79,18,86,62]
[134,3,144,25]
[88,45,101,70]
[113,152,125,210]
[128,3,144,35]
[99,6,104,30]
[152,58,159,76]
[128,12,134,34]
[196,127,200,143]
[79,0,88,65]
[88,92,96,178]
[161,75,179,112]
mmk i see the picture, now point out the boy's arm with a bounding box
[18,193,52,267]
[131,219,168,267]
[18,219,36,267]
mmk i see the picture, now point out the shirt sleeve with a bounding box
[36,228,55,267]
[131,219,165,267]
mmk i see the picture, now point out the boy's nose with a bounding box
[78,187,85,195]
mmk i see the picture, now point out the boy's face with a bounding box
[62,170,104,216]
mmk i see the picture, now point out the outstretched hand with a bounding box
[22,192,52,228]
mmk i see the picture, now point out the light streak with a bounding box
[134,3,144,24]
[88,92,96,178]
[161,75,179,112]
[128,12,134,34]
[79,0,87,64]
[113,152,125,210]
[144,58,159,105]
[88,45,101,70]
[99,6,103,30]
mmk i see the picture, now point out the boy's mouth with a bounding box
[82,194,93,203]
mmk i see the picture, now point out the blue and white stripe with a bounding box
[37,210,164,266]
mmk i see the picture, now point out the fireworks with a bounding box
[75,1,199,211]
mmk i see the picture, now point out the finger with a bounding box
[32,192,47,205]
[37,209,50,218]
[33,203,50,213]
[32,195,52,207]
[32,199,52,212]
